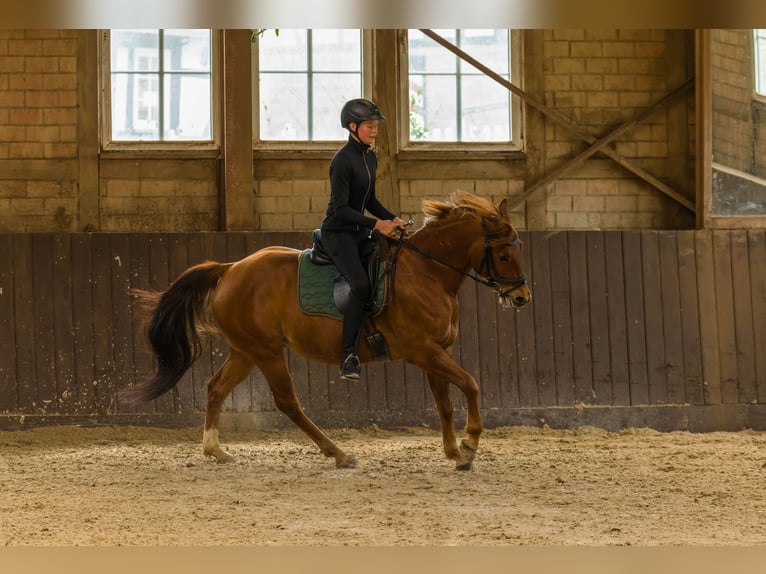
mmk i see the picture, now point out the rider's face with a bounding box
[350,120,379,145]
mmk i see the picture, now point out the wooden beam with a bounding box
[696,29,713,229]
[76,30,100,231]
[222,30,254,230]
[514,78,695,211]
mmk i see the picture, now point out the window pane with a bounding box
[461,76,509,141]
[408,29,512,143]
[109,29,213,142]
[111,73,160,140]
[163,75,211,140]
[312,29,361,71]
[460,29,508,75]
[163,29,211,73]
[258,29,308,72]
[111,29,159,72]
[757,30,766,95]
[408,29,457,74]
[313,73,362,140]
[417,75,458,141]
[257,29,362,141]
[260,73,308,140]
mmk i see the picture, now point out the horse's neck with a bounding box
[405,217,483,292]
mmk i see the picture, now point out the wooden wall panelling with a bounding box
[91,234,117,413]
[729,230,757,404]
[641,231,668,405]
[604,232,630,405]
[568,231,594,405]
[31,235,57,412]
[657,231,687,405]
[695,230,721,405]
[530,232,556,406]
[711,231,739,404]
[514,232,538,406]
[12,235,36,413]
[622,232,650,406]
[127,234,154,413]
[676,231,705,405]
[748,232,766,403]
[0,235,17,411]
[52,234,77,413]
[147,234,173,413]
[549,232,575,406]
[70,234,97,414]
[585,231,613,405]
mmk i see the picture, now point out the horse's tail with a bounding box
[124,261,233,406]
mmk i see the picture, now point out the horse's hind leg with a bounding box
[203,350,254,463]
[258,353,357,469]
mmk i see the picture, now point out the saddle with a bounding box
[298,229,391,360]
[308,229,390,315]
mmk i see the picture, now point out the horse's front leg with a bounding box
[417,347,482,470]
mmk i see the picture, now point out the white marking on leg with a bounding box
[202,428,219,454]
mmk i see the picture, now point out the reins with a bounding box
[388,227,528,297]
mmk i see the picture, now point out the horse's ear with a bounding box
[497,198,509,220]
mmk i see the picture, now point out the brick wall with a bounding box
[541,29,694,229]
[711,29,754,174]
[0,29,79,232]
[99,159,219,231]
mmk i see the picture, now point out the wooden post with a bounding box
[696,29,713,229]
[77,30,100,231]
[222,29,254,230]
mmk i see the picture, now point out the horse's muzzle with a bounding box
[499,286,531,309]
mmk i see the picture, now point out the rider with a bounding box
[320,98,408,380]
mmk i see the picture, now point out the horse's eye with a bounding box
[499,254,510,262]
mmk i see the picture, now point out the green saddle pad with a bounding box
[297,249,387,320]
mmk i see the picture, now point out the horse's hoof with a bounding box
[456,460,474,471]
[336,455,358,469]
[459,440,477,462]
[205,449,235,464]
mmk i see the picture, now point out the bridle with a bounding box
[390,230,528,291]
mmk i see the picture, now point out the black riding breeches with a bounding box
[320,228,371,357]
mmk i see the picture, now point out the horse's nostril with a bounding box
[514,296,529,307]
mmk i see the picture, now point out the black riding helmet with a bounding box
[340,98,385,131]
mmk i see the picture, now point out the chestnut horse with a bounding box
[127,191,531,470]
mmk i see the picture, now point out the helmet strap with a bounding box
[348,122,361,142]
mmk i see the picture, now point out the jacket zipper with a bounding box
[360,148,373,230]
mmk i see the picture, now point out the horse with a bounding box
[126,191,531,470]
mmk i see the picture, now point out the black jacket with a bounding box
[321,136,394,232]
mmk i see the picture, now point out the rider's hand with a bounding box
[392,217,408,230]
[374,219,401,238]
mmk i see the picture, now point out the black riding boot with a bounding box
[340,293,366,380]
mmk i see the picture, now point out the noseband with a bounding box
[477,235,528,289]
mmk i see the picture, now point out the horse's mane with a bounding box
[420,191,512,240]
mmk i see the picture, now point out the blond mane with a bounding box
[420,191,512,239]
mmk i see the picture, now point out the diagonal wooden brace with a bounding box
[419,29,696,213]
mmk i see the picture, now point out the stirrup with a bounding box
[340,354,360,380]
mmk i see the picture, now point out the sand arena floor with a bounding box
[2,424,766,546]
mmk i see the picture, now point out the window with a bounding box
[407,29,517,145]
[755,29,766,97]
[256,29,365,143]
[106,29,213,142]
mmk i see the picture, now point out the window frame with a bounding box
[99,29,221,156]
[398,29,523,153]
[251,29,373,152]
[754,29,766,101]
